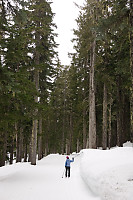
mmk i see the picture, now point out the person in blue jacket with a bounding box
[65,156,74,178]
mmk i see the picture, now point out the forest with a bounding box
[0,0,133,167]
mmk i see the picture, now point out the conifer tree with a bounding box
[27,0,56,164]
[0,0,57,166]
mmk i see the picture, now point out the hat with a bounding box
[66,156,69,159]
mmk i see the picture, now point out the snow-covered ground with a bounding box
[80,142,133,200]
[0,154,100,200]
[0,142,133,200]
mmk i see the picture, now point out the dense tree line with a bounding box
[47,0,133,153]
[0,0,57,166]
[0,0,133,167]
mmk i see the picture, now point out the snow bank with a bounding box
[80,147,133,200]
[123,141,133,147]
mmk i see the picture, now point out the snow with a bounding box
[0,154,99,200]
[0,142,133,200]
[80,142,133,200]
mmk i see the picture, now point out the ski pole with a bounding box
[62,168,65,178]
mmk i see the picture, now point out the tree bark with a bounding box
[16,127,23,162]
[31,21,40,164]
[44,117,49,156]
[0,131,7,167]
[61,79,66,154]
[28,137,32,162]
[69,111,73,153]
[16,126,23,163]
[102,83,108,150]
[31,69,39,165]
[62,115,65,154]
[77,138,80,153]
[9,139,14,165]
[24,144,28,162]
[83,107,87,149]
[108,95,113,149]
[31,117,38,165]
[89,39,96,149]
[130,0,133,143]
[65,139,70,155]
[116,77,122,147]
[38,117,42,160]
[15,122,19,162]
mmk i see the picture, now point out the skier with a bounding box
[65,156,74,178]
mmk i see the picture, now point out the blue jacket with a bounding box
[65,158,74,167]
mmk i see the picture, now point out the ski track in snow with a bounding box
[0,154,100,200]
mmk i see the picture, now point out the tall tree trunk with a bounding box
[9,138,14,165]
[130,0,133,143]
[16,125,23,163]
[31,117,38,165]
[77,138,80,153]
[45,143,49,157]
[89,39,96,149]
[69,111,73,153]
[24,144,28,162]
[116,77,122,146]
[38,117,42,160]
[83,107,87,149]
[102,83,108,150]
[65,139,70,155]
[31,68,39,165]
[121,94,125,144]
[15,122,19,162]
[28,137,32,162]
[0,131,7,167]
[44,117,49,156]
[31,23,40,165]
[61,79,66,154]
[108,95,113,149]
[62,116,65,154]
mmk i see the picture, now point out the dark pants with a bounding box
[65,166,70,177]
